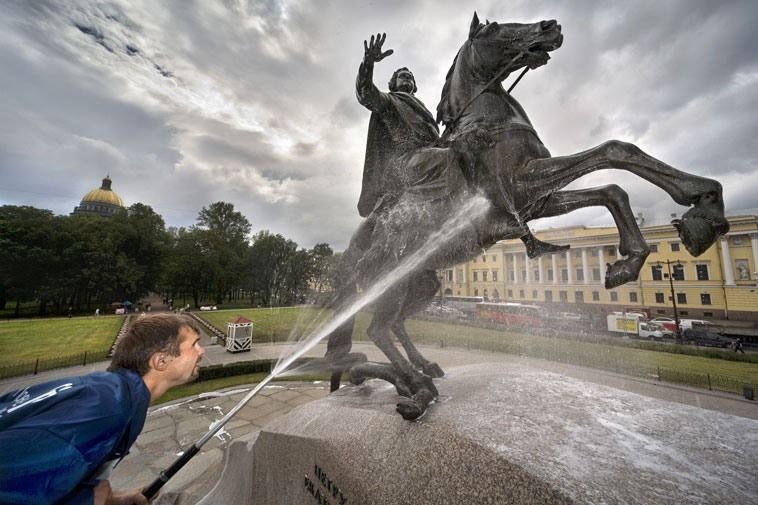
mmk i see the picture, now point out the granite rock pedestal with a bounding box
[199,363,758,504]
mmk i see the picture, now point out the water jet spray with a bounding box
[143,194,491,500]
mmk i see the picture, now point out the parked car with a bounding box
[650,316,678,332]
[683,328,732,348]
[679,319,713,330]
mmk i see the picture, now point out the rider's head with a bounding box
[389,67,417,93]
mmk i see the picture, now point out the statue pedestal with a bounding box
[199,363,757,505]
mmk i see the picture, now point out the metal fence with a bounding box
[0,350,111,379]
[395,331,757,398]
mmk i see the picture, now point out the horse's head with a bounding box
[466,12,562,81]
[437,13,563,125]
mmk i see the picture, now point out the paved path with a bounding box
[2,331,757,502]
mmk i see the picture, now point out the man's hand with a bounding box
[93,480,149,505]
[364,32,393,64]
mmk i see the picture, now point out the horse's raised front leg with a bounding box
[537,186,650,288]
[523,140,729,256]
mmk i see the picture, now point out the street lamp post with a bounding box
[656,260,682,342]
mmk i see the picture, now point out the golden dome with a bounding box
[82,188,124,207]
[73,176,125,217]
[81,176,124,207]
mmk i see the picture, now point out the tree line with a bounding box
[0,202,339,317]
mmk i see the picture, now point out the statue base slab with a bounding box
[198,363,757,505]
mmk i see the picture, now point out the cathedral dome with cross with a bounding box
[73,175,125,217]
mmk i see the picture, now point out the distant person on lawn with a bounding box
[0,314,205,504]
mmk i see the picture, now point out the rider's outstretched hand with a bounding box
[364,33,393,64]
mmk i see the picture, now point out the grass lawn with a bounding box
[0,316,123,366]
[194,309,758,387]
[198,306,332,342]
[396,318,758,387]
[153,371,336,405]
[153,372,269,405]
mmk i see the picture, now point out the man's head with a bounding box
[109,314,202,377]
[389,67,417,93]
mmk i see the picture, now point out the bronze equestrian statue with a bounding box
[324,13,729,421]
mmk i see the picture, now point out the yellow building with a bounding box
[440,214,758,322]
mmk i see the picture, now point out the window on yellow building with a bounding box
[561,269,568,281]
[507,289,513,297]
[649,244,658,253]
[672,264,685,281]
[700,293,711,305]
[630,292,638,303]
[593,268,601,281]
[519,289,525,298]
[547,269,554,281]
[473,271,478,281]
[610,292,618,302]
[545,291,553,302]
[575,291,584,303]
[670,242,680,252]
[492,270,498,282]
[696,264,709,281]
[482,271,488,282]
[592,291,600,301]
[655,292,664,303]
[676,293,687,304]
[651,265,663,281]
[576,268,584,281]
[559,291,568,302]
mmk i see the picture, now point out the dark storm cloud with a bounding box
[1,0,757,249]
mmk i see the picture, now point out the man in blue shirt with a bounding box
[0,313,206,504]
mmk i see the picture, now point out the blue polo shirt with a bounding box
[0,369,150,504]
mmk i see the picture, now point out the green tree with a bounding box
[195,202,251,305]
[162,227,218,308]
[0,206,60,316]
[308,243,334,294]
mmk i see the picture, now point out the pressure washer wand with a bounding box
[142,372,277,500]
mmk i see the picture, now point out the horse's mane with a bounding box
[435,45,464,126]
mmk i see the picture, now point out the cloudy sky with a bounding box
[1,0,757,249]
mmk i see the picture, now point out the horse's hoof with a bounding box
[676,196,729,256]
[605,250,649,289]
[348,373,366,386]
[397,398,423,420]
[410,374,439,398]
[393,378,413,398]
[524,237,570,259]
[422,362,445,378]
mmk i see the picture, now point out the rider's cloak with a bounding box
[358,91,439,217]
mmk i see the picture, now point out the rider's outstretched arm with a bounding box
[356,33,393,112]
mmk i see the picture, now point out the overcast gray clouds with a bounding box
[1,0,756,249]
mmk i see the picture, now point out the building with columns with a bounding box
[439,214,758,322]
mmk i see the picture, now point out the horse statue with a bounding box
[322,13,729,420]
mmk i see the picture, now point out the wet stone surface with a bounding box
[109,382,330,502]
